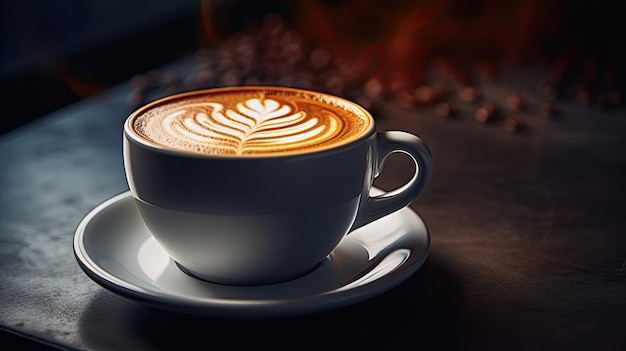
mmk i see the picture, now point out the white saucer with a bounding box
[74,190,430,318]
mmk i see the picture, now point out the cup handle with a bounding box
[351,131,433,230]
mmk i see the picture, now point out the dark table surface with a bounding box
[1,54,626,350]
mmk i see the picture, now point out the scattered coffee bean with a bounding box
[433,58,468,85]
[130,75,149,90]
[414,86,436,105]
[434,102,457,118]
[504,117,523,133]
[474,103,497,123]
[506,94,525,111]
[538,81,558,100]
[123,9,626,145]
[415,85,450,105]
[363,78,383,99]
[126,89,144,108]
[459,86,481,103]
[541,83,559,100]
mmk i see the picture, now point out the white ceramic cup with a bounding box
[123,87,432,285]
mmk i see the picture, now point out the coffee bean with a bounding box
[433,58,468,85]
[126,89,145,108]
[504,117,523,133]
[363,78,383,99]
[414,86,436,105]
[459,86,481,103]
[434,102,457,118]
[388,75,408,97]
[474,103,497,123]
[131,72,159,90]
[414,84,450,105]
[506,94,525,112]
[130,75,149,90]
[538,81,558,100]
[474,109,491,123]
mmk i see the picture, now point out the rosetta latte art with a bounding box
[132,88,371,156]
[165,98,340,154]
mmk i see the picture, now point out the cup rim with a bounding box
[124,86,376,159]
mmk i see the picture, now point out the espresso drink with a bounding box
[132,87,372,156]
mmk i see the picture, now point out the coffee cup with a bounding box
[123,86,432,285]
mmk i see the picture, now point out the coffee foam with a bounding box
[132,88,371,156]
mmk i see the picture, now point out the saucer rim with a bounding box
[74,190,430,318]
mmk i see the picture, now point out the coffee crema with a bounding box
[131,87,372,156]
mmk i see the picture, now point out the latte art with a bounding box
[132,88,371,156]
[163,98,339,154]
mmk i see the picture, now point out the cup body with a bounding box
[124,115,377,286]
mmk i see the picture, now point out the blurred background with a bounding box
[1,0,624,135]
